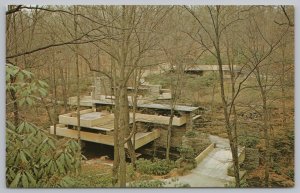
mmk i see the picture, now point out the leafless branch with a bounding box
[6,5,23,15]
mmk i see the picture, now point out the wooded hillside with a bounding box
[6,5,294,188]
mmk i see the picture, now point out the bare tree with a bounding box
[82,5,172,186]
[184,5,245,186]
[238,7,290,186]
[73,5,82,173]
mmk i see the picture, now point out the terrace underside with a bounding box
[50,125,160,150]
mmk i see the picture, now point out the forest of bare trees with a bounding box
[5,5,294,188]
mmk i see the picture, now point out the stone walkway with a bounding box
[163,135,239,187]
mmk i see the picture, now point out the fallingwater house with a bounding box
[49,76,204,158]
[49,71,249,180]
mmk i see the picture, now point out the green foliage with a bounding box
[176,145,197,171]
[56,161,113,188]
[287,169,294,181]
[126,164,136,181]
[146,72,218,89]
[129,180,165,188]
[177,183,191,187]
[174,183,191,187]
[167,177,191,187]
[272,130,294,161]
[6,63,49,106]
[6,121,80,188]
[175,157,197,171]
[136,158,175,175]
[68,173,111,188]
[145,73,172,88]
[200,54,217,65]
[6,65,80,188]
[185,130,197,138]
[238,135,259,148]
[287,130,294,143]
[273,163,282,175]
[177,146,195,159]
[190,72,218,87]
[129,177,191,188]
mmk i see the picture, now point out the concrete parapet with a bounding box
[195,143,215,164]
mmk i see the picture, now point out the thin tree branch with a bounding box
[6,5,23,15]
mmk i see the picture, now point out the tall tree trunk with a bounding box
[59,66,68,113]
[165,58,184,162]
[166,108,174,161]
[112,60,120,186]
[166,64,182,162]
[124,85,136,168]
[280,44,287,129]
[262,93,270,187]
[211,81,216,117]
[122,84,135,161]
[52,48,58,135]
[226,39,240,186]
[129,69,141,169]
[115,5,130,187]
[166,65,175,162]
[112,102,120,186]
[256,68,270,187]
[211,8,240,185]
[118,86,127,187]
[74,5,81,173]
[216,45,240,187]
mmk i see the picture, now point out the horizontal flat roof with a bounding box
[185,65,241,72]
[138,103,199,112]
[93,100,199,112]
[80,112,107,120]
